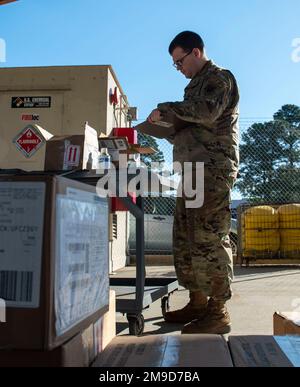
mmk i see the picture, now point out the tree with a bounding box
[137,132,165,168]
[236,104,300,203]
[274,104,300,169]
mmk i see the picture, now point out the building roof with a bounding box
[0,0,18,5]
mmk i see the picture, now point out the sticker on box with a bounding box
[0,182,46,309]
[55,195,109,336]
[63,145,81,168]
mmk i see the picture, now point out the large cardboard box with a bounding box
[44,123,99,171]
[274,312,300,336]
[229,336,300,367]
[0,290,116,367]
[0,329,91,367]
[94,290,116,354]
[0,174,109,350]
[92,334,233,368]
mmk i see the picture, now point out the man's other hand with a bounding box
[147,109,162,124]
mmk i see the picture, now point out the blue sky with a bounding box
[1,0,300,130]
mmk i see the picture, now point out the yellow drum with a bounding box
[242,206,279,258]
[244,206,279,230]
[278,204,300,229]
[244,229,280,252]
[280,229,300,259]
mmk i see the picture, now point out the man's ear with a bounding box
[193,48,202,58]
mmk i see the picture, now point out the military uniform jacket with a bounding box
[157,60,239,173]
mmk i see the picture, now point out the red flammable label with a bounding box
[13,126,44,158]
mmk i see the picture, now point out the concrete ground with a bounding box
[114,265,300,336]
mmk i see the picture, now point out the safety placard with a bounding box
[63,145,81,168]
[11,96,51,109]
[13,125,44,158]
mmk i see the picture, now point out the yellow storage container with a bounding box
[280,229,300,252]
[244,206,279,229]
[278,204,300,229]
[244,229,280,252]
[242,206,280,258]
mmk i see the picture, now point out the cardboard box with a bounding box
[0,290,116,367]
[0,329,91,368]
[0,174,109,350]
[94,290,116,354]
[92,334,233,367]
[135,112,190,139]
[44,123,99,171]
[81,289,116,366]
[229,336,300,367]
[274,312,300,336]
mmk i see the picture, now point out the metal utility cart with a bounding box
[0,168,179,336]
[70,168,179,336]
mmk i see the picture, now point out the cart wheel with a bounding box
[127,314,145,336]
[161,296,170,316]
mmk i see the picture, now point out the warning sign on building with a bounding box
[11,96,51,109]
[13,125,45,158]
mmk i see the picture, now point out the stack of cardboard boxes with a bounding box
[0,174,116,367]
[90,308,300,368]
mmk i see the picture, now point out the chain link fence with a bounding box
[236,105,300,264]
[129,137,175,256]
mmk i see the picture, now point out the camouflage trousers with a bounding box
[173,167,236,301]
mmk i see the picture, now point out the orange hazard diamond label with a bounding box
[13,125,44,158]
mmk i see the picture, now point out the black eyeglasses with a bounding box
[173,50,192,69]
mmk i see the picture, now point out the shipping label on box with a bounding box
[0,181,46,309]
[54,188,109,336]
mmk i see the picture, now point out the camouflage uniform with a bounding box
[157,60,239,302]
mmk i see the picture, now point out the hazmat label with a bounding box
[63,145,81,168]
[13,125,45,158]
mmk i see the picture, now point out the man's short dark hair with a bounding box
[168,31,205,55]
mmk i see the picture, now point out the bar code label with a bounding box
[0,182,46,309]
[0,271,33,303]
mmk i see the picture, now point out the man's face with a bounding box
[172,46,203,79]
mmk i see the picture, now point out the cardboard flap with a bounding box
[84,122,98,146]
[35,125,54,141]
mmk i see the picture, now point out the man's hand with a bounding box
[147,109,163,124]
